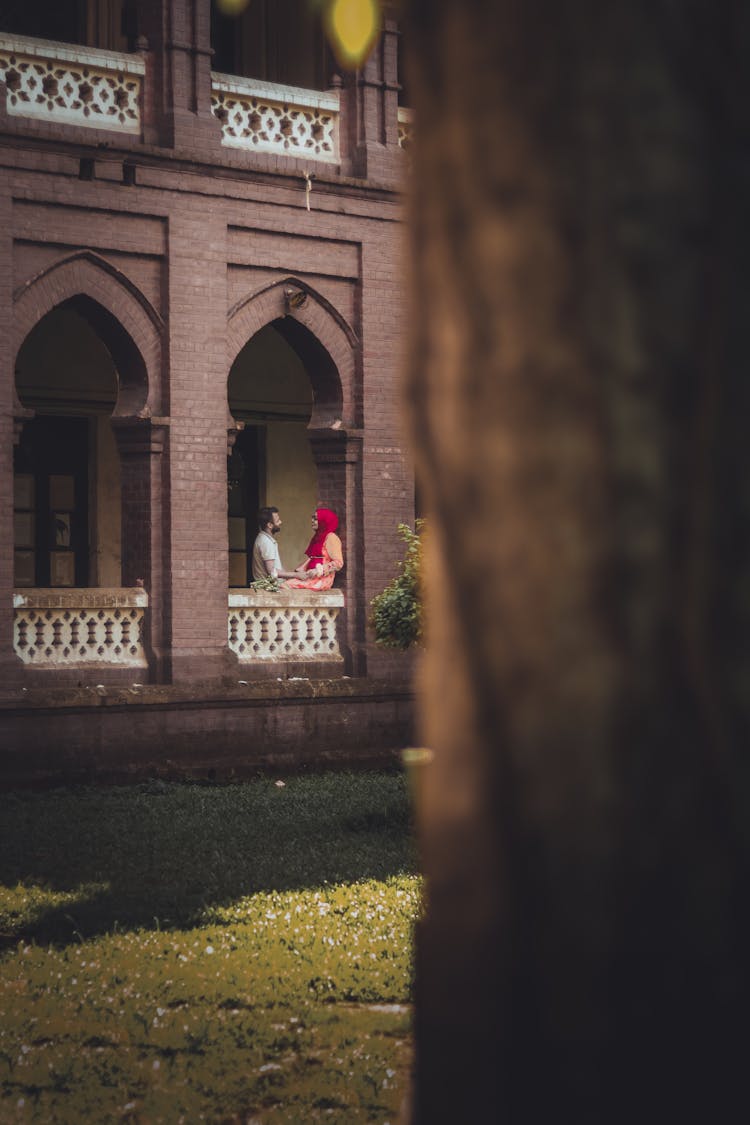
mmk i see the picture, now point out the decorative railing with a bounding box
[228,589,344,662]
[0,33,143,134]
[13,588,148,668]
[397,106,412,151]
[211,73,339,164]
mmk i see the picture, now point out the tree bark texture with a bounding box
[402,2,750,1121]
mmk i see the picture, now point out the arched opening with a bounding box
[13,299,125,588]
[227,321,323,586]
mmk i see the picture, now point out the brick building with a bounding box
[0,0,414,783]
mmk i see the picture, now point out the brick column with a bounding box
[166,207,234,684]
[136,0,220,154]
[359,229,415,683]
[342,19,402,182]
[111,417,170,682]
[309,427,365,675]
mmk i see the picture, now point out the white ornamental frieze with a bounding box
[0,34,143,134]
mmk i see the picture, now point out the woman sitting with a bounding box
[285,508,343,591]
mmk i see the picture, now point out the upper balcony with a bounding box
[0,0,412,179]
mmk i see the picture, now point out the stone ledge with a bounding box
[0,676,414,713]
[212,72,338,112]
[0,121,406,199]
[0,33,146,73]
[0,679,415,789]
[229,589,344,607]
[14,587,149,609]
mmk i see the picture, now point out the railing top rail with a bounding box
[0,32,145,73]
[14,588,149,609]
[211,71,339,112]
[229,589,344,608]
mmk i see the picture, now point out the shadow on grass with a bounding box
[0,771,416,949]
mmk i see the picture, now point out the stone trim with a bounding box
[228,590,344,608]
[14,588,148,609]
[212,73,338,113]
[0,34,145,73]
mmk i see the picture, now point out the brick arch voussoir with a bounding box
[227,280,357,425]
[13,253,163,416]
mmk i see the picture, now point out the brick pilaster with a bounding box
[358,232,415,682]
[166,206,234,683]
[343,20,402,183]
[111,417,170,681]
[136,0,221,155]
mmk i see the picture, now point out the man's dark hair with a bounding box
[257,506,279,531]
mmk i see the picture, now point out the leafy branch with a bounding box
[369,521,424,650]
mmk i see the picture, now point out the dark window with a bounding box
[228,425,266,587]
[14,417,89,588]
[0,0,133,52]
[210,0,334,90]
[0,0,85,44]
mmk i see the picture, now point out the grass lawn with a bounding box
[0,771,420,1123]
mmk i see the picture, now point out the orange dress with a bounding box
[285,533,343,591]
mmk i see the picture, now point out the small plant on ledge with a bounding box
[370,521,424,650]
[249,575,282,592]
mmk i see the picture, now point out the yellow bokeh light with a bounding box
[215,0,250,16]
[326,0,381,69]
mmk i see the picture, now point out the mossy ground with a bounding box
[0,772,420,1123]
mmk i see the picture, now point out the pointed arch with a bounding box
[227,277,357,428]
[13,251,164,417]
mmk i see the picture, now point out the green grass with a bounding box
[0,772,420,1123]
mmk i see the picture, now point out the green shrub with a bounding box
[370,521,424,650]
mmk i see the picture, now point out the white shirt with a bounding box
[252,530,282,582]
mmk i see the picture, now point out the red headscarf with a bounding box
[304,507,339,569]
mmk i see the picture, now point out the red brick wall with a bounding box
[0,4,416,700]
[0,680,415,788]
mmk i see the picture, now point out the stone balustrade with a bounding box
[211,73,339,164]
[13,588,148,668]
[11,588,342,670]
[0,32,408,167]
[228,589,344,662]
[0,33,144,134]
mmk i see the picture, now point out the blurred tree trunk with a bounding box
[402,1,750,1121]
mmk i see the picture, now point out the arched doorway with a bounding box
[14,300,121,589]
[227,319,340,585]
[9,255,165,682]
[226,283,363,673]
[10,288,165,680]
